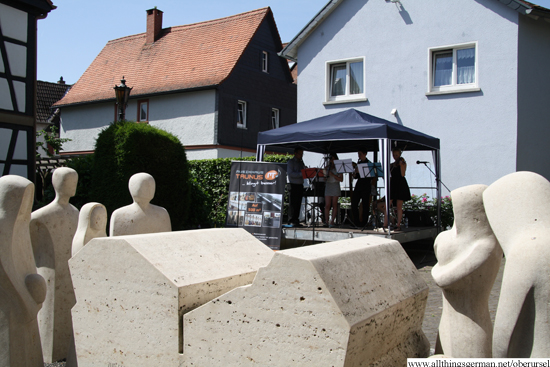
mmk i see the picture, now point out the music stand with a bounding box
[356,162,384,230]
[301,168,324,228]
[334,159,356,228]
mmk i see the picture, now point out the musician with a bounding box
[324,153,343,227]
[351,149,372,227]
[383,147,411,230]
[287,147,306,227]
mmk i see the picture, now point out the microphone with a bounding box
[416,161,429,164]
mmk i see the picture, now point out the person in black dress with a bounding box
[384,147,411,230]
[351,149,372,227]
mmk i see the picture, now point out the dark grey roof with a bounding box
[36,79,71,125]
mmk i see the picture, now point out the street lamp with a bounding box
[113,76,132,121]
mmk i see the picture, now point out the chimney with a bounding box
[58,76,65,85]
[146,8,163,44]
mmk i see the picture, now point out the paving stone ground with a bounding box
[44,238,504,366]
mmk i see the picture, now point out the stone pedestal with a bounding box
[183,236,430,366]
[69,228,274,366]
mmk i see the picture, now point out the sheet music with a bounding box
[357,162,383,178]
[334,159,354,173]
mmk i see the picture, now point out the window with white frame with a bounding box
[271,108,279,129]
[237,101,247,128]
[325,58,366,103]
[428,42,479,94]
[262,51,268,73]
[137,100,149,122]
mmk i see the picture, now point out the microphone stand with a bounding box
[417,161,450,193]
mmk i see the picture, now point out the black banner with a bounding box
[226,161,287,250]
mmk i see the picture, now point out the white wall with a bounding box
[60,89,217,152]
[296,0,521,193]
[186,148,255,161]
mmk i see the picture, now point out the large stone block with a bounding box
[182,236,430,366]
[69,228,274,366]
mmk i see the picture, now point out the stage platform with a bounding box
[280,225,439,249]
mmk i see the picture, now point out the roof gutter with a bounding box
[279,0,344,62]
[498,0,550,21]
[54,85,218,108]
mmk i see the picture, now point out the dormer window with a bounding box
[262,51,268,73]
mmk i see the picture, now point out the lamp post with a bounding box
[113,76,132,121]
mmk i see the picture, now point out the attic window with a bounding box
[137,100,149,123]
[262,51,268,73]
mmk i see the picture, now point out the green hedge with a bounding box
[90,121,191,230]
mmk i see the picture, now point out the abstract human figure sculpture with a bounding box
[484,172,550,358]
[110,172,171,236]
[72,202,107,257]
[432,184,502,358]
[30,167,79,363]
[0,175,47,367]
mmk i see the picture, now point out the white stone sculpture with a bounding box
[69,228,274,366]
[0,175,47,367]
[431,184,502,358]
[109,172,171,236]
[484,171,550,358]
[30,167,79,363]
[183,236,430,366]
[71,202,107,257]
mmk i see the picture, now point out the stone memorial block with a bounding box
[71,202,107,257]
[432,184,502,357]
[110,172,171,236]
[484,171,550,358]
[30,167,79,363]
[182,237,430,366]
[69,228,274,367]
[0,175,47,367]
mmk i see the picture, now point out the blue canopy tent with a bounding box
[256,109,441,232]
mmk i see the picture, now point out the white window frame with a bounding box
[427,41,480,95]
[324,57,367,104]
[262,51,269,73]
[271,108,279,129]
[237,100,247,129]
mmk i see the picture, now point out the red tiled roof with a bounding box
[55,7,271,107]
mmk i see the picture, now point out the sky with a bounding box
[37,0,327,84]
[37,0,550,84]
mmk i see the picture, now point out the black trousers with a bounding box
[288,183,303,224]
[351,184,371,226]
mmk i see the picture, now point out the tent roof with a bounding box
[257,109,439,153]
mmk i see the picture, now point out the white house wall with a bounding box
[296,0,521,192]
[60,89,217,153]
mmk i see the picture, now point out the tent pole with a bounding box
[434,149,442,233]
[256,145,265,161]
[380,139,391,234]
